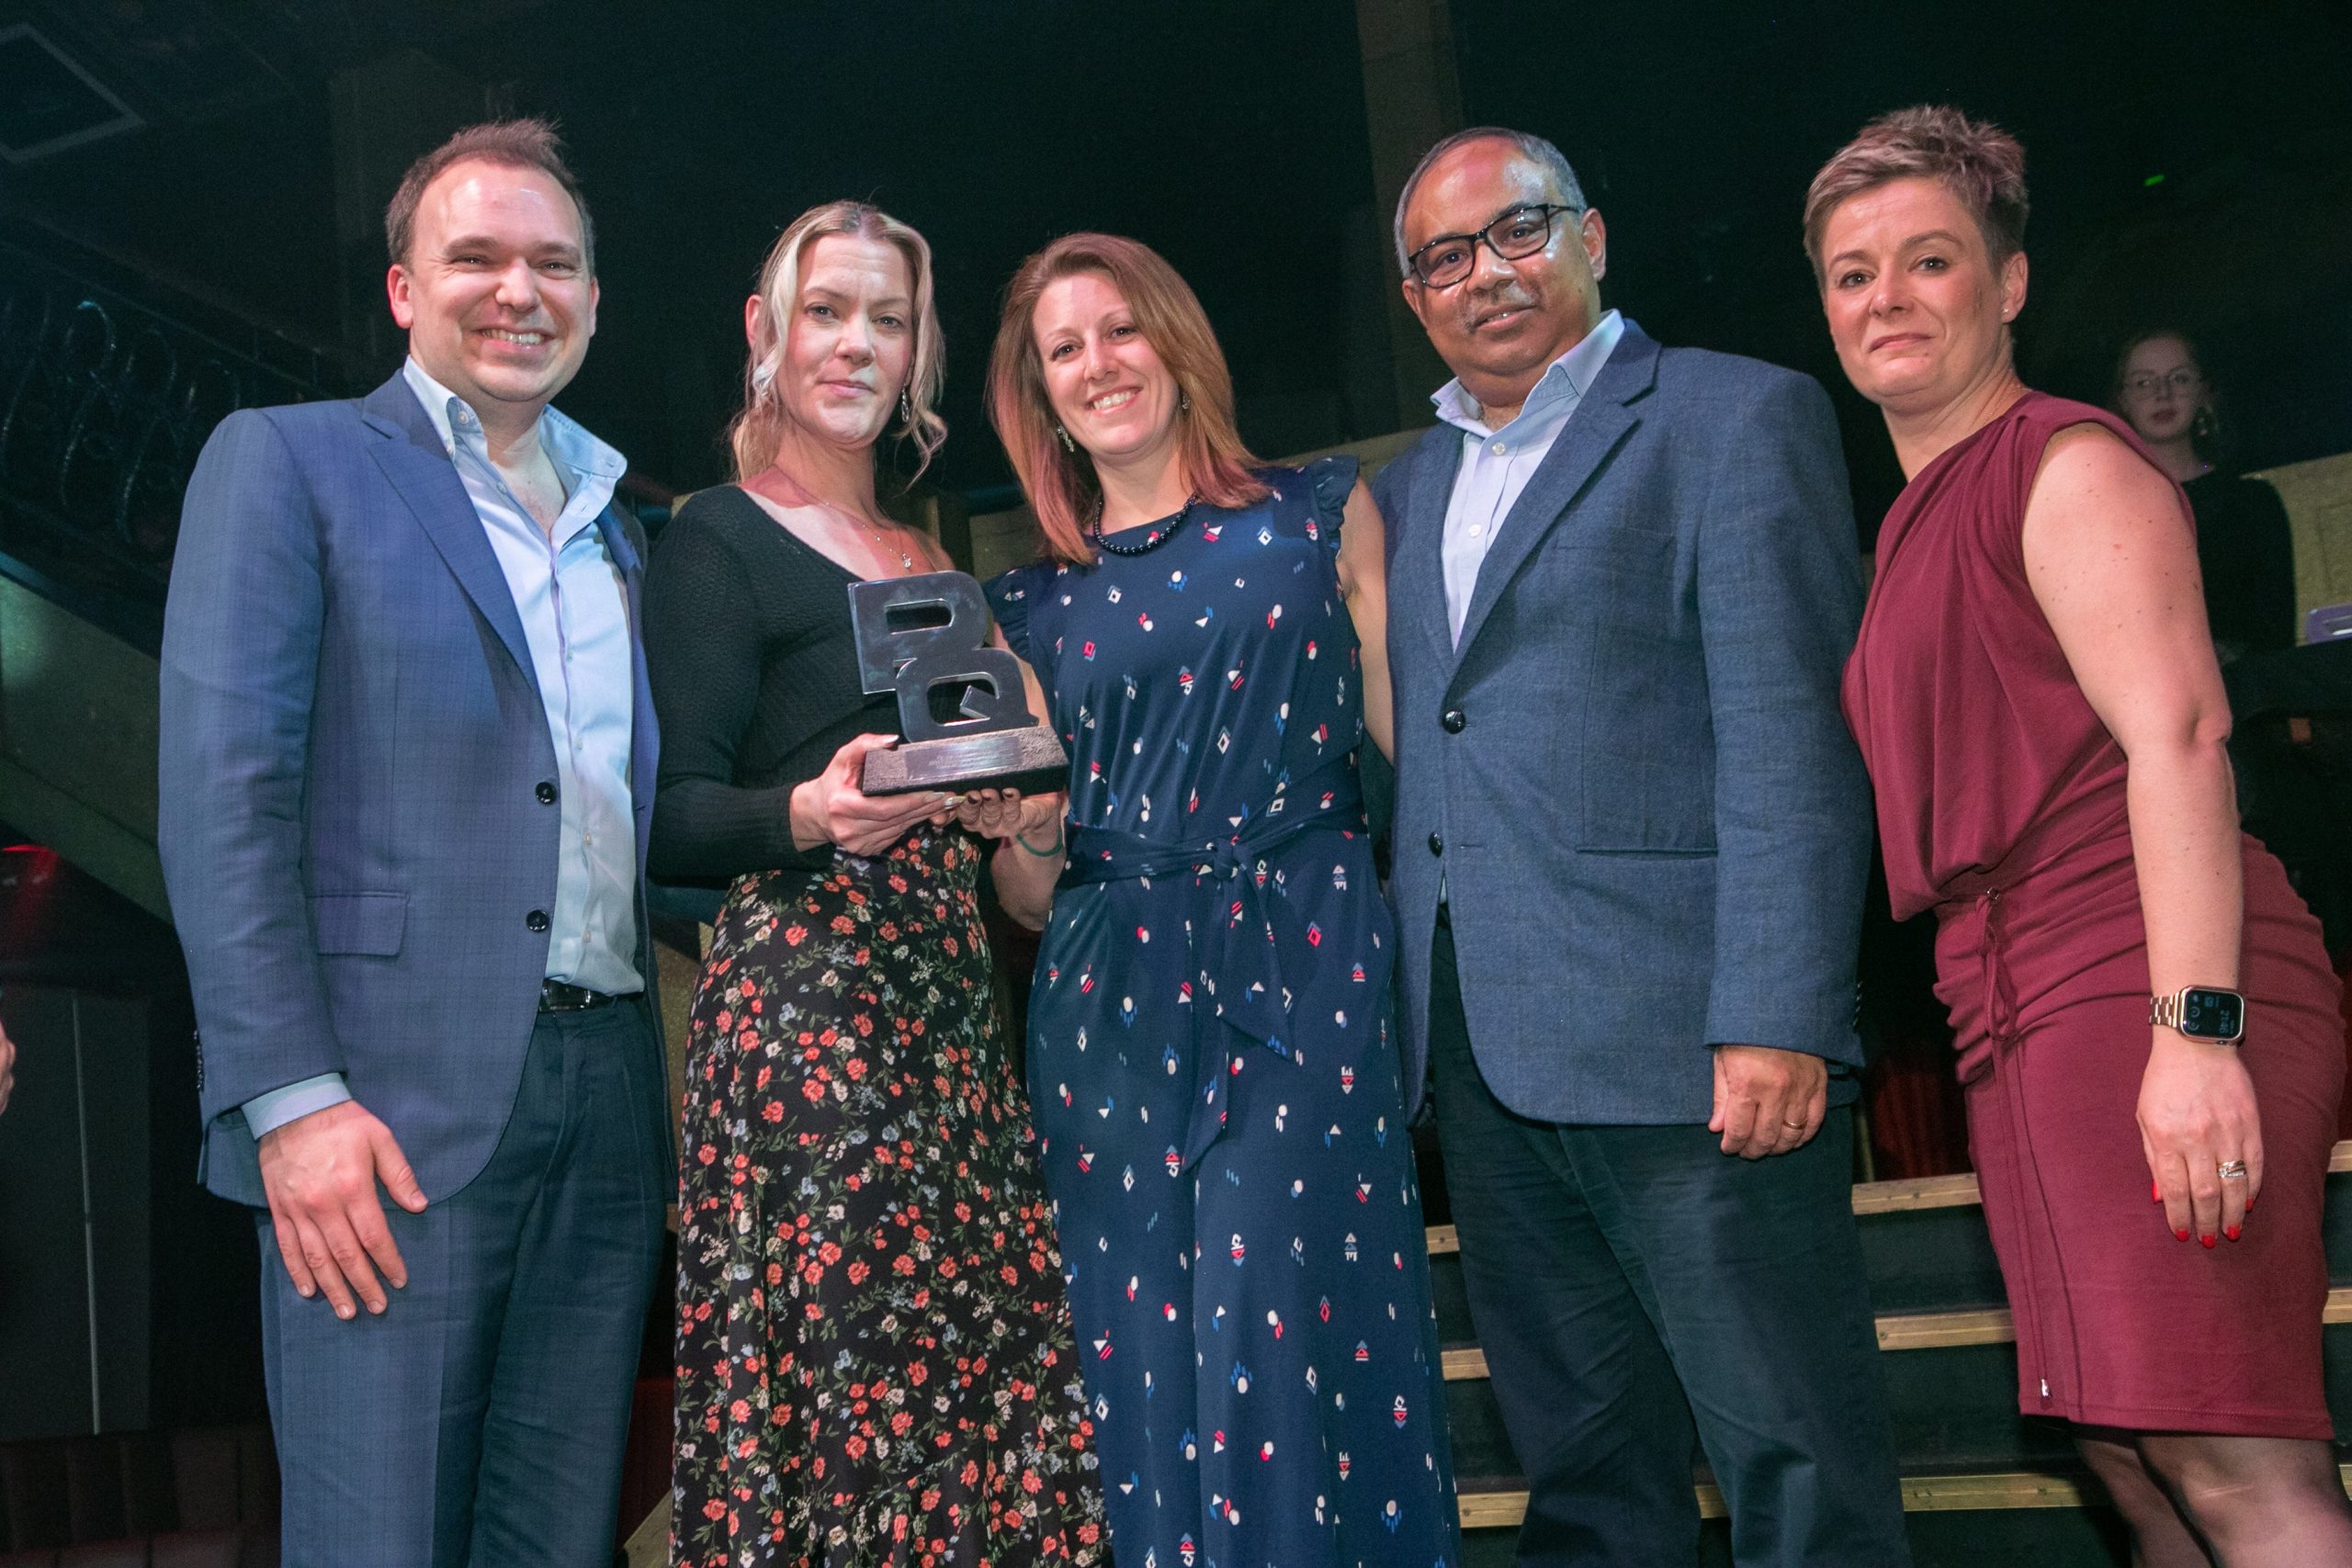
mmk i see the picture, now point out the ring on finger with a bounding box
[2218,1159,2249,1180]
[1781,1119,1807,1131]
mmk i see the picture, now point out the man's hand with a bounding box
[1709,1044,1828,1159]
[256,1100,427,1318]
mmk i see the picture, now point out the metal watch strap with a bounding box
[2149,987,2245,1042]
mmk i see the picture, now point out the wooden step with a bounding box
[1429,1138,2352,1253]
[1457,1462,2352,1528]
[1439,1286,2352,1380]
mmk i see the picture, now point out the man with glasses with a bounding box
[1373,127,1909,1565]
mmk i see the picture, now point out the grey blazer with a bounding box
[1373,322,1871,1125]
[159,374,661,1206]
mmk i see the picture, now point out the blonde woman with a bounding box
[647,202,1103,1567]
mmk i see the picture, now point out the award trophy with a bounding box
[848,570,1069,796]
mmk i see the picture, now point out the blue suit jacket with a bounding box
[159,373,660,1206]
[1373,322,1871,1125]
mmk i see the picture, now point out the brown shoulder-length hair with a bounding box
[726,200,948,481]
[2112,327,2229,465]
[988,233,1267,567]
[1802,105,2029,284]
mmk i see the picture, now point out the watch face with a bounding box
[2180,988,2246,1041]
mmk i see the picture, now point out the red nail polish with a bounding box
[2245,1195,2256,1213]
[2200,1234,2216,1248]
[2175,1228,2190,1241]
[2225,1224,2242,1242]
[2152,1179,2162,1203]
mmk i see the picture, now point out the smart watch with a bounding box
[2149,987,2246,1044]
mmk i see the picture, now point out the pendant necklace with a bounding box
[1090,491,1200,557]
[752,465,915,572]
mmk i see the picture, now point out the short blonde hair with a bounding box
[726,200,947,480]
[987,233,1267,568]
[1804,106,2029,283]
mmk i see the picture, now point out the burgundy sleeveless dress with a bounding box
[1842,392,2342,1437]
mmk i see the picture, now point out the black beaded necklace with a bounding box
[1089,492,1200,557]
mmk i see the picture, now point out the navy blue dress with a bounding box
[989,458,1461,1568]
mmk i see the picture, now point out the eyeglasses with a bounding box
[2122,368,2203,398]
[1407,203,1578,288]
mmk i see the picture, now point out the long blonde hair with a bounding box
[726,200,948,480]
[988,232,1267,566]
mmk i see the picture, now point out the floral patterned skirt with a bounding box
[672,827,1106,1568]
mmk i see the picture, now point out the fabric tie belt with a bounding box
[1061,780,1363,1172]
[1975,887,2020,1054]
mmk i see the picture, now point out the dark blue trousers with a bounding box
[1428,921,1909,1567]
[257,1004,668,1568]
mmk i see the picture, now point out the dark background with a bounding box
[1,4,2348,1540]
[3,0,2347,533]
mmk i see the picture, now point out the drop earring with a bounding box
[1179,391,1192,413]
[1056,424,1076,454]
[899,389,913,424]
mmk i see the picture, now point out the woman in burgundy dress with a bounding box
[1810,107,2350,1564]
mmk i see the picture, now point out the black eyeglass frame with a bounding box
[1406,202,1582,288]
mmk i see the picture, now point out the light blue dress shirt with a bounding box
[242,362,641,1138]
[1430,309,1624,645]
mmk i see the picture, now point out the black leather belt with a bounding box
[538,979,625,1012]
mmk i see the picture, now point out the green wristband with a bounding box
[1013,824,1065,858]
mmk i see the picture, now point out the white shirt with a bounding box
[403,357,640,996]
[1430,310,1624,644]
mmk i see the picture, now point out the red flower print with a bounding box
[669,810,1104,1563]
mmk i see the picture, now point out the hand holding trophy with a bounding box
[847,570,1069,796]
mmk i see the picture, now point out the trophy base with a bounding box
[861,726,1071,797]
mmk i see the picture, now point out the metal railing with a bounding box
[0,238,339,601]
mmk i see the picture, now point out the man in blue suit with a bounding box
[159,120,666,1566]
[1375,129,1909,1565]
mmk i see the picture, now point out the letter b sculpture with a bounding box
[848,571,1070,795]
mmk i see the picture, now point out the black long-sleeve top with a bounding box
[2184,470,2298,656]
[642,485,899,883]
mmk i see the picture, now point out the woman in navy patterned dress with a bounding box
[979,233,1460,1568]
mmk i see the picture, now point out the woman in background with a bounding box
[647,200,1103,1568]
[983,231,1458,1568]
[1814,107,2350,1566]
[2111,329,2298,658]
